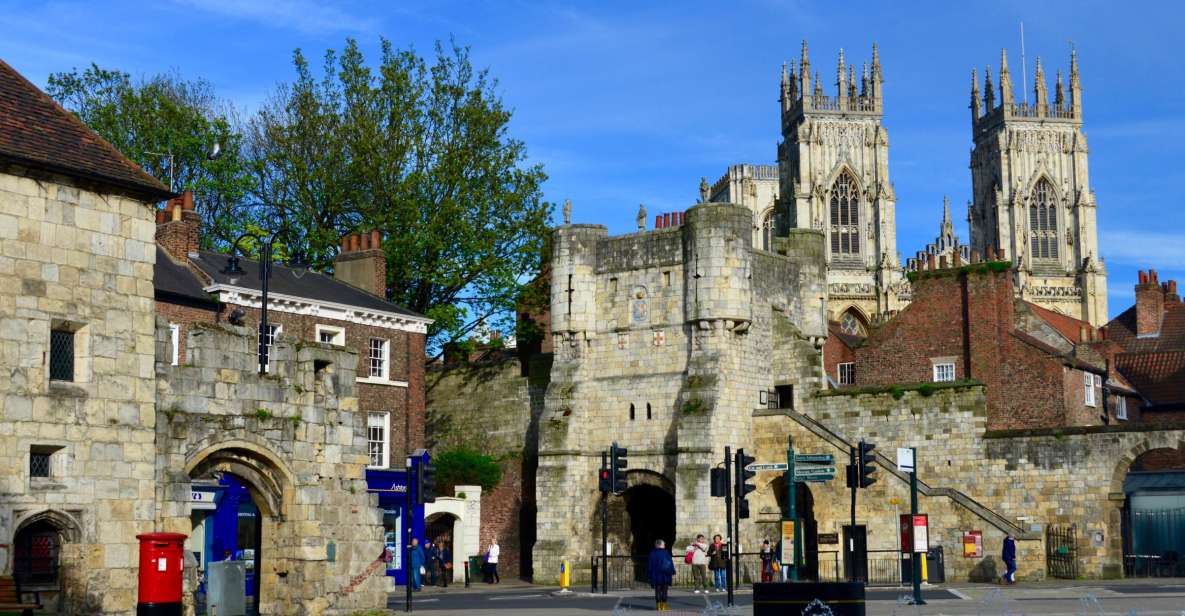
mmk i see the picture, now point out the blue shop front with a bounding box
[366,467,426,586]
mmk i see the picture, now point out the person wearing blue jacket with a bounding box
[647,539,675,612]
[409,537,426,591]
[1001,534,1017,584]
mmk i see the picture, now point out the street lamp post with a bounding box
[223,231,306,374]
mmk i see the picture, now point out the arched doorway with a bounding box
[1121,447,1185,577]
[425,513,459,585]
[624,484,675,557]
[10,509,81,610]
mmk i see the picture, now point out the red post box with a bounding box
[136,532,187,616]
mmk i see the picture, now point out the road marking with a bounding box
[947,588,972,600]
[413,598,439,603]
[490,593,544,600]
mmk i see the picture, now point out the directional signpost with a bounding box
[777,436,838,581]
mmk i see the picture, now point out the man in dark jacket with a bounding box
[1002,535,1017,584]
[647,539,675,612]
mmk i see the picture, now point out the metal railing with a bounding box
[590,550,842,592]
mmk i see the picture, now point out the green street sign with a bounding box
[795,454,834,464]
[794,466,837,477]
[797,474,835,483]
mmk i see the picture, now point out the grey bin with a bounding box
[207,560,247,616]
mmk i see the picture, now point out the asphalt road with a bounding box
[386,581,1185,615]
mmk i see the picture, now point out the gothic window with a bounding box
[829,173,860,257]
[760,209,775,251]
[839,310,867,337]
[1029,179,1059,260]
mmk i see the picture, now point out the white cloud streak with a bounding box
[174,0,377,35]
[1101,230,1185,269]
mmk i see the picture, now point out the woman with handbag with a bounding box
[759,539,775,583]
[648,539,675,611]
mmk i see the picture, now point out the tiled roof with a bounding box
[1023,301,1091,344]
[190,251,427,320]
[1115,350,1185,407]
[0,58,171,201]
[1106,301,1185,353]
[1010,329,1104,373]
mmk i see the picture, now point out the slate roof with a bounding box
[153,247,218,308]
[0,58,172,201]
[189,251,426,320]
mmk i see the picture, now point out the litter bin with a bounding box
[468,556,484,583]
[136,533,187,616]
[926,546,945,584]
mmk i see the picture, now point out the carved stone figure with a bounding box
[563,199,572,225]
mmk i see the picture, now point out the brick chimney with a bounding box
[335,230,387,297]
[1135,269,1165,337]
[156,190,200,259]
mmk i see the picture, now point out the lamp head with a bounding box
[222,254,245,276]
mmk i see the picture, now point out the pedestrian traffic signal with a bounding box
[598,468,611,494]
[710,467,728,497]
[735,449,756,519]
[858,440,877,488]
[417,461,437,504]
[610,442,629,495]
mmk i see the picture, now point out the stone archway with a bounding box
[10,509,82,592]
[1107,436,1185,578]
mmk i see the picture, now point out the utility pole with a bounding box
[724,446,734,607]
[405,456,414,613]
[909,447,925,606]
[786,434,798,582]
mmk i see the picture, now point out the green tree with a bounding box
[249,39,551,353]
[46,64,256,249]
[431,448,503,495]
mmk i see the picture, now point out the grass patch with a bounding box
[818,379,983,399]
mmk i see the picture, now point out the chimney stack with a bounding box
[1135,269,1165,337]
[335,231,387,297]
[156,190,200,260]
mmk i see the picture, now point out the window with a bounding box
[1084,372,1097,407]
[169,324,180,366]
[29,452,51,478]
[367,412,390,468]
[1029,179,1059,260]
[259,324,281,373]
[829,172,860,257]
[933,363,956,382]
[629,403,635,421]
[838,363,855,385]
[368,338,390,380]
[49,329,74,381]
[775,384,794,410]
[646,403,652,420]
[316,324,345,346]
[760,209,775,251]
[1116,396,1128,420]
[839,310,867,337]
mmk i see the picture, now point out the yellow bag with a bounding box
[771,560,781,573]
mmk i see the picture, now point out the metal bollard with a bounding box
[464,560,470,588]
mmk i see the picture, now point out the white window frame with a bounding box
[838,362,855,386]
[367,412,390,469]
[368,338,390,380]
[169,323,180,366]
[1116,395,1128,420]
[260,324,282,373]
[1084,372,1097,407]
[315,324,346,346]
[932,363,956,383]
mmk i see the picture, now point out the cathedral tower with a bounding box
[969,49,1107,325]
[777,41,904,333]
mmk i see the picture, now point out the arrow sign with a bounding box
[797,475,835,483]
[745,463,788,472]
[794,466,837,476]
[795,454,834,464]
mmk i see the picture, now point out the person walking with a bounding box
[426,540,440,586]
[707,534,728,592]
[648,539,675,612]
[759,539,775,583]
[486,540,501,584]
[685,535,710,593]
[409,537,425,591]
[1001,534,1017,584]
[440,543,452,588]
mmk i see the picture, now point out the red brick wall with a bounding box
[476,457,535,579]
[1132,447,1185,471]
[823,333,856,385]
[155,300,221,364]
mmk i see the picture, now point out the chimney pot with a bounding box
[156,210,166,224]
[370,230,381,248]
[939,255,949,269]
[971,250,981,263]
[1170,280,1178,294]
[1139,270,1148,285]
[1079,325,1087,343]
[1151,269,1159,284]
[663,213,671,228]
[349,234,360,252]
[181,190,195,211]
[360,234,370,250]
[655,215,663,229]
[341,236,350,251]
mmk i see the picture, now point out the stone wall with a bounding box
[155,321,388,615]
[0,168,159,614]
[425,353,550,579]
[752,385,1185,581]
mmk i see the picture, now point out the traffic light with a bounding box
[610,442,629,495]
[599,468,611,494]
[710,467,728,497]
[417,461,437,504]
[735,449,756,519]
[857,440,877,488]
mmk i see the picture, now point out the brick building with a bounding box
[845,256,1132,430]
[152,199,431,466]
[1106,270,1185,424]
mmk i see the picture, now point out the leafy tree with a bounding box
[46,64,256,249]
[248,38,551,353]
[431,448,503,495]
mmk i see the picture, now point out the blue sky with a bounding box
[3,0,1183,317]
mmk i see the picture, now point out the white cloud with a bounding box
[1101,230,1185,269]
[174,0,377,35]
